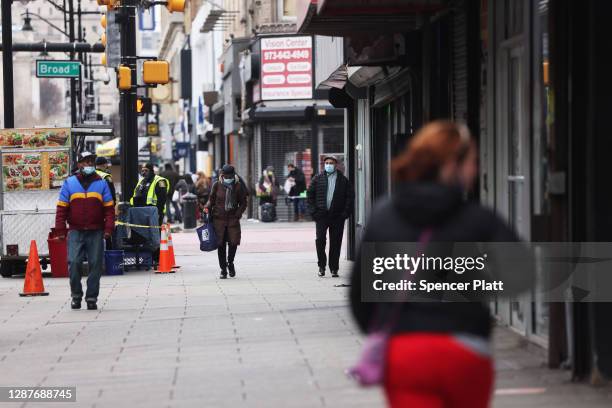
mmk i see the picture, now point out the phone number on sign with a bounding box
[263,49,310,61]
[2,387,75,402]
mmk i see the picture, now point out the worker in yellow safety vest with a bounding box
[130,163,169,226]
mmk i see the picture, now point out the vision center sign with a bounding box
[260,36,313,101]
[36,60,81,78]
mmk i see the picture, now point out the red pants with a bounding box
[384,333,493,408]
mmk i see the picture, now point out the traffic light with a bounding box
[101,54,107,67]
[101,33,107,47]
[166,0,185,12]
[143,60,170,85]
[100,14,107,29]
[117,66,132,90]
[136,97,152,115]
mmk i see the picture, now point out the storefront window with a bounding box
[279,0,297,19]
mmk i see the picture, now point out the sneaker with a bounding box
[219,269,228,279]
[318,267,325,277]
[71,298,81,310]
[331,270,339,278]
[228,263,236,278]
[86,301,97,310]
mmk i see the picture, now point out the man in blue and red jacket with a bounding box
[55,152,115,311]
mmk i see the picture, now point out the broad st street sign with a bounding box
[36,60,81,78]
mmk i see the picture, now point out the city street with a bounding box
[1,222,610,407]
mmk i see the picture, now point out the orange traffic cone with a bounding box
[155,225,175,274]
[20,240,49,297]
[166,224,180,269]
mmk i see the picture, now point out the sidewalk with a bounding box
[0,222,609,407]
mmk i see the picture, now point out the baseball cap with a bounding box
[77,151,96,163]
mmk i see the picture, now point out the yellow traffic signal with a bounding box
[143,60,170,85]
[100,14,107,29]
[117,66,132,90]
[101,54,107,66]
[101,33,107,47]
[136,99,143,113]
[97,0,109,5]
[166,0,185,13]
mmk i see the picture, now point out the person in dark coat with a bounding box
[350,121,531,408]
[287,163,307,221]
[307,155,354,277]
[160,163,180,222]
[205,165,249,279]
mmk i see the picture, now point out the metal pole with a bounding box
[119,0,138,201]
[68,0,77,126]
[2,0,15,128]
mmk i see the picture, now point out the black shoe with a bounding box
[86,301,97,310]
[220,269,228,279]
[71,298,81,310]
[228,263,236,278]
[331,270,339,278]
[318,267,325,277]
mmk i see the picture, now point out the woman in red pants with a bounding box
[350,121,523,407]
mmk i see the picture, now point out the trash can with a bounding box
[105,250,124,276]
[182,193,198,230]
[47,228,68,278]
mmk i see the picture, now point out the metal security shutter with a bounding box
[452,0,469,123]
[260,123,313,221]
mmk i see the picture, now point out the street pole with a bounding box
[68,0,77,127]
[119,0,138,201]
[2,0,15,128]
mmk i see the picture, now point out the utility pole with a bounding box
[119,0,138,200]
[68,0,77,126]
[2,0,15,128]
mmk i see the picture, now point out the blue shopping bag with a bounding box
[197,218,218,252]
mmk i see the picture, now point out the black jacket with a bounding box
[307,170,354,220]
[350,183,523,339]
[288,168,307,196]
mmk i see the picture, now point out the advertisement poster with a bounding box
[0,128,70,148]
[261,36,313,101]
[1,150,69,192]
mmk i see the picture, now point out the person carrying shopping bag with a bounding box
[350,121,531,408]
[204,165,248,279]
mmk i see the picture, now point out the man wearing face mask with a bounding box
[307,156,354,277]
[205,165,249,279]
[55,152,115,311]
[130,163,169,227]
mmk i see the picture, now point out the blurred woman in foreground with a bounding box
[350,120,520,408]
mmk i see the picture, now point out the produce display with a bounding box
[0,128,70,148]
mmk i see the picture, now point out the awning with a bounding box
[96,137,120,157]
[318,64,348,90]
[298,0,445,35]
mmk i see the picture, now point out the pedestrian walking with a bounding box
[349,120,521,408]
[55,152,115,310]
[307,155,354,277]
[160,163,180,222]
[286,163,307,221]
[194,171,211,209]
[205,165,248,279]
[256,166,278,205]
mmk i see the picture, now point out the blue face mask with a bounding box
[82,166,95,175]
[223,177,234,185]
[324,164,336,174]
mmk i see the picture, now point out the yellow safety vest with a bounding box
[130,175,169,211]
[96,169,112,182]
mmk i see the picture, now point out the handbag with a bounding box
[347,228,433,386]
[196,213,218,252]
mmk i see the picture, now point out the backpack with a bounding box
[260,202,277,222]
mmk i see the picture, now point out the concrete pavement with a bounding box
[0,221,610,407]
